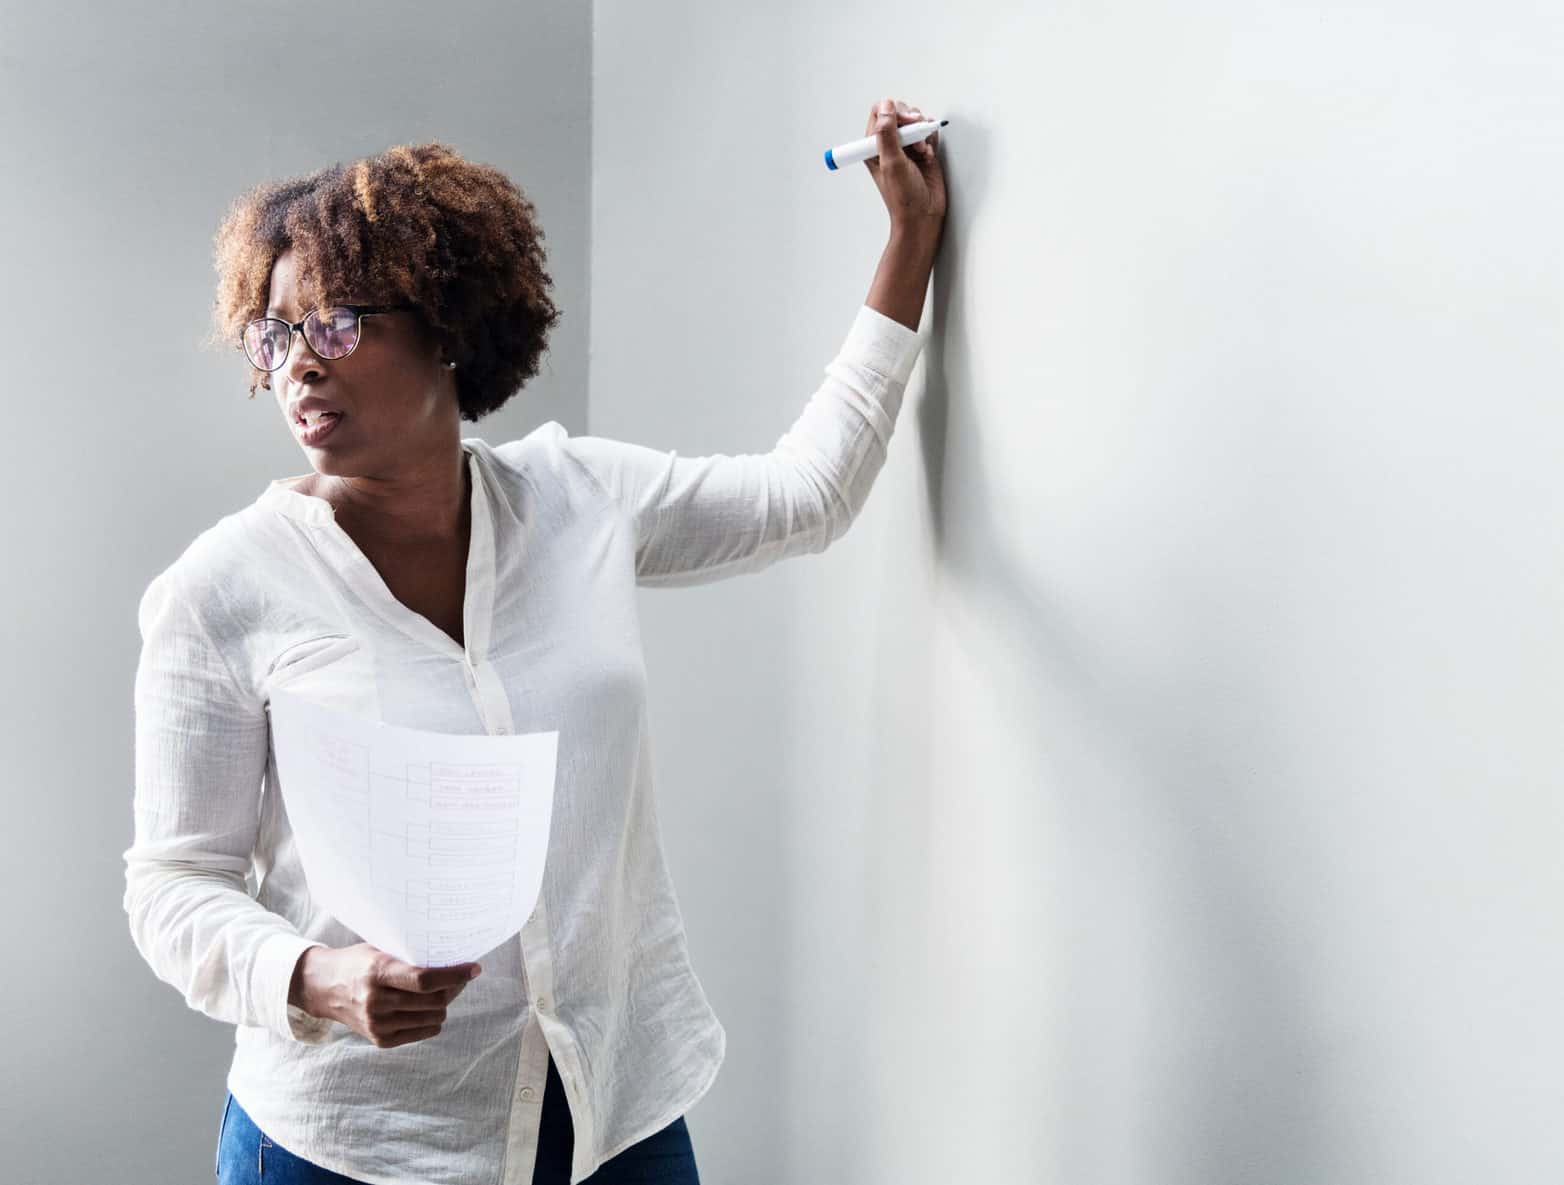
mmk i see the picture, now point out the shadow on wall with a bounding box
[866,112,1335,1182]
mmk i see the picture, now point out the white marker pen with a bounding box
[824,118,949,171]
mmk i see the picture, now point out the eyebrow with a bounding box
[265,301,357,318]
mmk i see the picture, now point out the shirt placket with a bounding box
[447,458,593,1185]
[479,641,594,1182]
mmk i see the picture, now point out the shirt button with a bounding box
[519,1087,536,1101]
[535,996,548,1011]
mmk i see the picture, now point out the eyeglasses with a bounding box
[238,304,416,372]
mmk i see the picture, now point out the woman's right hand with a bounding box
[291,943,482,1048]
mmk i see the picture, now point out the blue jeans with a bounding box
[216,1050,701,1184]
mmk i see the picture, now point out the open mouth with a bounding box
[295,411,344,444]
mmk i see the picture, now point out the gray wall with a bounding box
[0,1,590,1180]
[7,0,1564,1182]
[592,2,1564,1183]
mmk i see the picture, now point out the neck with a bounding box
[318,444,472,545]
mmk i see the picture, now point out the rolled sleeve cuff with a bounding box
[838,305,924,390]
[256,932,334,1044]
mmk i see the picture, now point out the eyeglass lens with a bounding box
[243,307,360,370]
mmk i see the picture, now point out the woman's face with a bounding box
[264,245,457,475]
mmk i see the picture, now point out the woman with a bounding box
[124,97,944,1185]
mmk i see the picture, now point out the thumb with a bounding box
[875,103,904,164]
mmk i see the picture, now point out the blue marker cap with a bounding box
[824,148,837,171]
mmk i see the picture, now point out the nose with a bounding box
[281,325,325,386]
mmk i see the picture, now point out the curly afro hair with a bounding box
[203,140,563,422]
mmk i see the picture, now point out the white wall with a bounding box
[0,2,590,1180]
[11,1,1562,1180]
[592,3,1564,1182]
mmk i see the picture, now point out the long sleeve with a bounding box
[562,304,923,586]
[123,567,333,1044]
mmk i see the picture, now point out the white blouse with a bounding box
[124,304,923,1185]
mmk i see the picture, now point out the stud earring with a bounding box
[445,360,458,369]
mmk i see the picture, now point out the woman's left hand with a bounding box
[863,97,946,236]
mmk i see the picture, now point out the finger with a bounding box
[867,97,920,137]
[867,96,889,137]
[379,959,480,994]
[374,982,467,1012]
[873,99,904,164]
[380,1006,449,1029]
[897,102,933,159]
[380,1023,443,1048]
